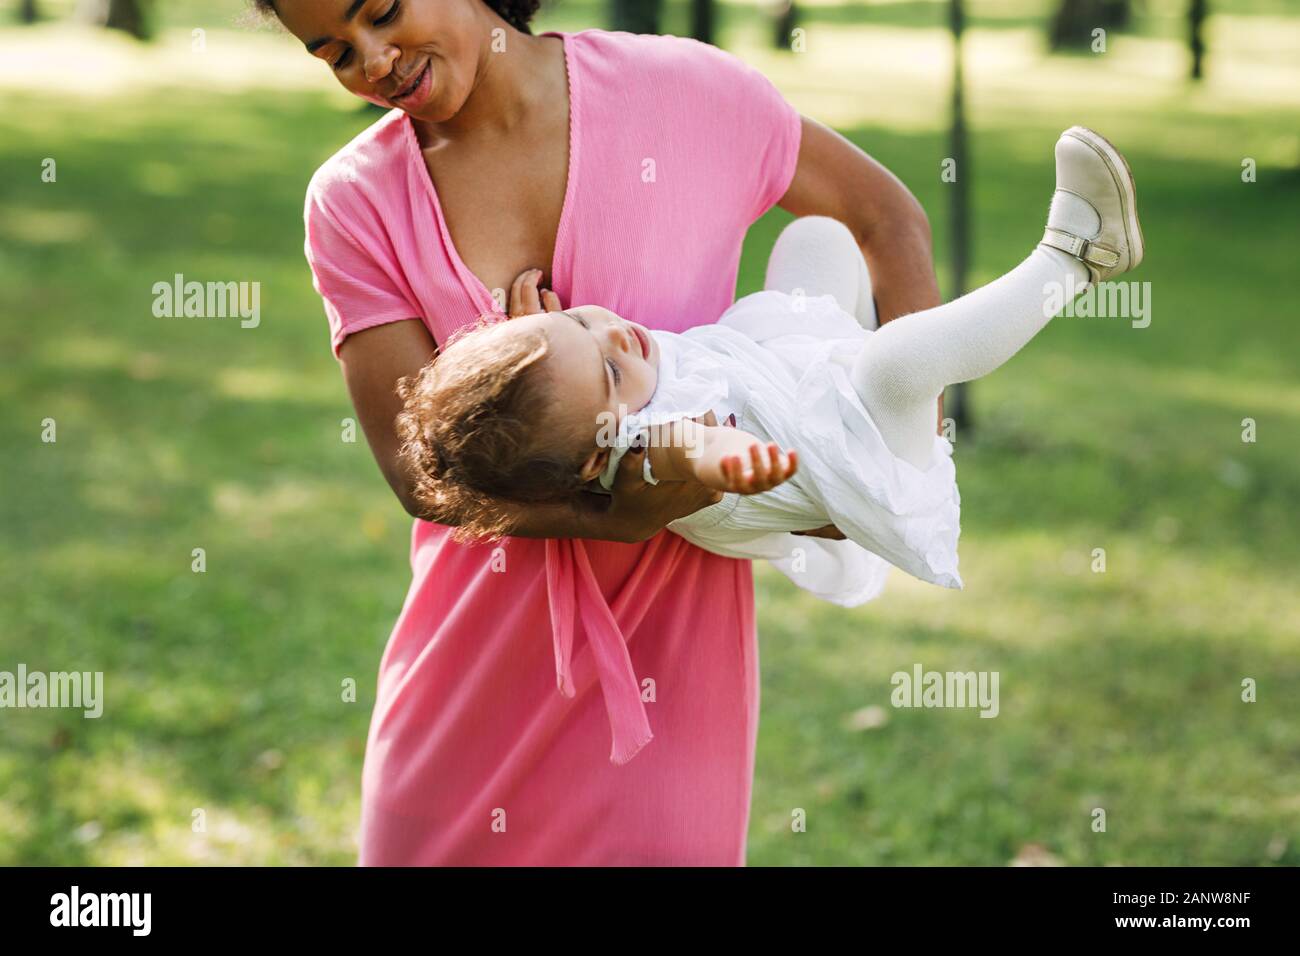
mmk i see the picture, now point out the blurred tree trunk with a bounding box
[1189,0,1207,80]
[691,0,714,45]
[78,0,150,38]
[772,0,798,51]
[1050,0,1130,50]
[611,0,661,34]
[19,0,39,24]
[105,0,146,38]
[946,0,971,431]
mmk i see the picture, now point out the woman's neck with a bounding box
[413,26,562,147]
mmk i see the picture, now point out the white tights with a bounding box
[763,216,1088,469]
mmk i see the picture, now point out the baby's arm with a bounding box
[647,420,798,495]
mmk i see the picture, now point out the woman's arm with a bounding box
[779,115,945,425]
[779,117,942,324]
[776,115,945,541]
[337,319,721,542]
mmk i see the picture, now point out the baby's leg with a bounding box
[765,216,878,330]
[853,125,1145,471]
[851,246,1089,469]
[852,126,1138,476]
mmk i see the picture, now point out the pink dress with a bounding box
[304,29,802,865]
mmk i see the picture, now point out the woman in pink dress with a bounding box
[263,0,941,864]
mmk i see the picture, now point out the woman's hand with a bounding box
[603,412,725,542]
[509,268,563,317]
[605,449,724,542]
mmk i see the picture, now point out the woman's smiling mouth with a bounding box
[390,61,432,109]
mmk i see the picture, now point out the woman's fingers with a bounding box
[507,270,529,316]
[508,269,544,317]
[540,288,564,312]
[613,444,647,489]
[608,444,723,539]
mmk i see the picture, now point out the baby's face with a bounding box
[509,305,660,482]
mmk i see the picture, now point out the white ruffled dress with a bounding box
[596,290,963,606]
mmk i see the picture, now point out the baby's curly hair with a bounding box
[396,318,589,540]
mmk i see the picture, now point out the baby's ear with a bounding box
[578,447,611,484]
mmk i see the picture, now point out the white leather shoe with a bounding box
[1040,127,1144,284]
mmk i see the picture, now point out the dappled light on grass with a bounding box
[730,18,1300,167]
[0,206,95,245]
[0,22,338,100]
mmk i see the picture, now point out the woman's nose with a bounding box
[362,44,400,84]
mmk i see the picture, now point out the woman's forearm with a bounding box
[858,215,941,325]
[338,321,637,542]
[411,491,634,542]
[495,496,629,542]
[857,214,947,428]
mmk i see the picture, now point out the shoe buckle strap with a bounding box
[1041,227,1120,270]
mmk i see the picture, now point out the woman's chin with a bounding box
[408,99,462,124]
[351,92,451,122]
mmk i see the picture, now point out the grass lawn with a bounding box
[1,2,1297,865]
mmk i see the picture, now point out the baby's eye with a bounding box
[375,1,402,26]
[607,358,622,386]
[331,49,353,71]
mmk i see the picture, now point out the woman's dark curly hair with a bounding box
[249,0,542,34]
[395,318,590,541]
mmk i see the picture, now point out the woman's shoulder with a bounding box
[305,108,411,216]
[567,27,721,60]
[566,28,769,90]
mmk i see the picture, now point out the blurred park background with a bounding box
[1,0,1297,865]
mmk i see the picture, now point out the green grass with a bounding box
[1,3,1298,865]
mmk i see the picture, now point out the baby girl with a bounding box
[396,128,1144,605]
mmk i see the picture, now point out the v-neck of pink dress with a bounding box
[303,29,802,865]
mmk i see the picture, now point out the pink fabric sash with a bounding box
[545,535,684,765]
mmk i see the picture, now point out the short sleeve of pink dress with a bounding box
[303,30,802,865]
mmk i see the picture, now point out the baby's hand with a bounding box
[508,268,563,317]
[717,442,798,495]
